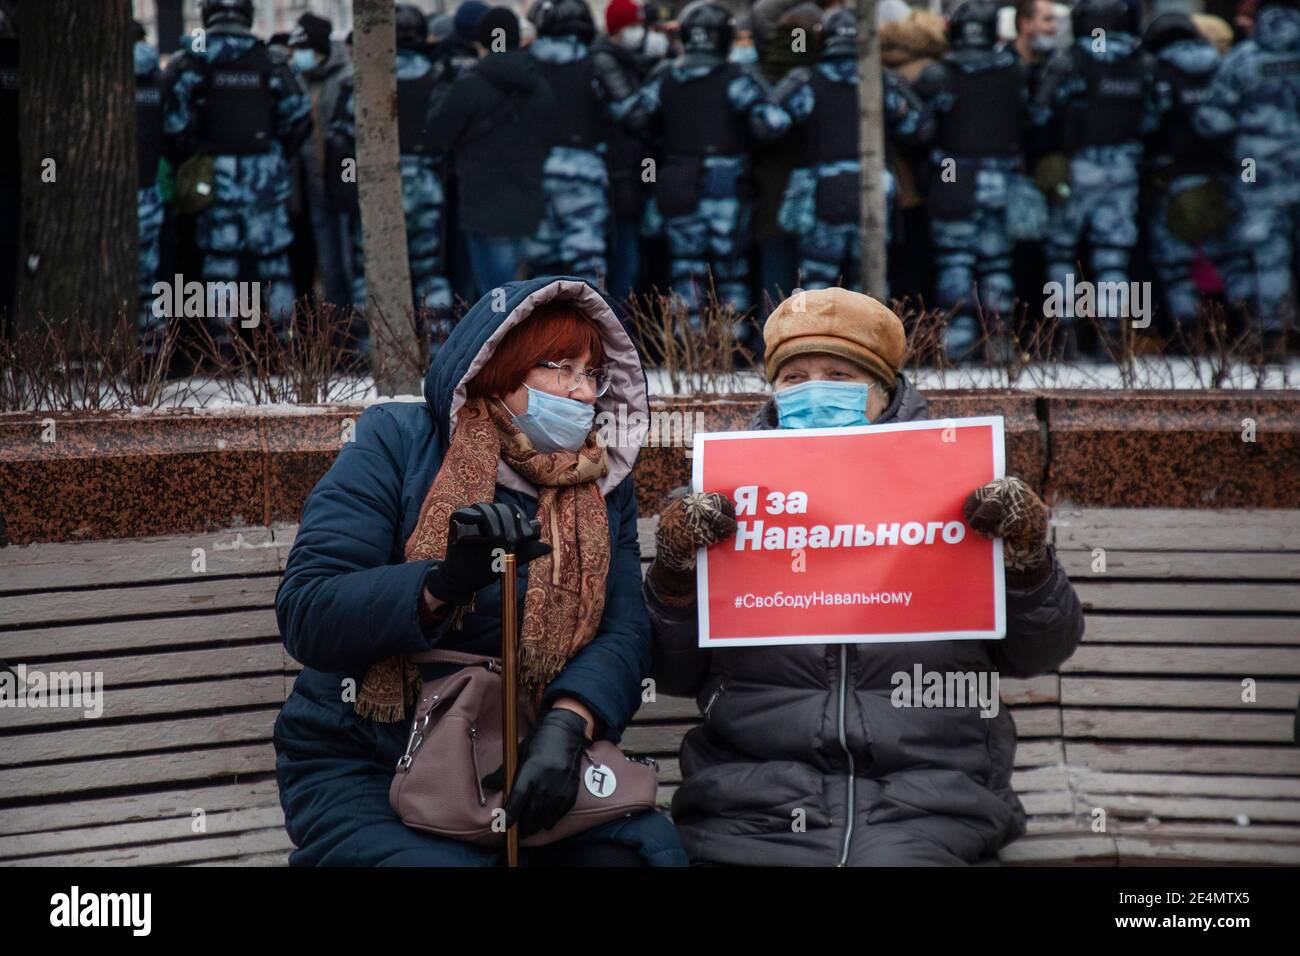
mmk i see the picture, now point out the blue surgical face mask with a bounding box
[291,48,319,72]
[729,44,759,64]
[774,380,873,429]
[511,385,596,453]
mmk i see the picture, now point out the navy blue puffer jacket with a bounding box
[273,277,668,865]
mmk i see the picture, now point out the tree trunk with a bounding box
[16,0,136,337]
[857,0,888,300]
[352,0,419,396]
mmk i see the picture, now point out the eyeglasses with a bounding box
[535,360,611,397]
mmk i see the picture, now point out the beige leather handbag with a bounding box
[389,649,659,847]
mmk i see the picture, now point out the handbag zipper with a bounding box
[468,723,486,807]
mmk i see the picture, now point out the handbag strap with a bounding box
[408,648,501,669]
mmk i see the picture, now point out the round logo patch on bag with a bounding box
[583,762,617,798]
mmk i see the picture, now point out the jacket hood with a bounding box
[475,48,540,90]
[1255,5,1300,52]
[880,13,948,67]
[424,277,649,497]
[745,372,929,430]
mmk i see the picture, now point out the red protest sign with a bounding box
[691,416,1006,647]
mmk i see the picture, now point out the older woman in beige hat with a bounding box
[644,288,1084,867]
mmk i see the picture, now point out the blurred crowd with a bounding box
[1,0,1296,366]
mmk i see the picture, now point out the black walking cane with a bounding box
[449,517,523,868]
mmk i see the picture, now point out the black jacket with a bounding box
[427,49,556,236]
[646,376,1086,866]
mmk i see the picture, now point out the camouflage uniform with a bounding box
[162,27,312,341]
[135,40,167,350]
[333,46,452,354]
[913,43,1036,354]
[1195,3,1300,335]
[1143,26,1241,330]
[779,58,930,292]
[1034,31,1160,328]
[636,56,790,333]
[525,35,641,285]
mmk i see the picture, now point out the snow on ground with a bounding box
[642,358,1298,396]
[17,357,1299,415]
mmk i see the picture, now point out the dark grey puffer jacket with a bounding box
[646,375,1085,866]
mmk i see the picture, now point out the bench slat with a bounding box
[0,744,276,801]
[0,805,285,861]
[1051,509,1300,551]
[0,778,280,837]
[1057,550,1300,580]
[999,833,1118,865]
[1,710,279,767]
[13,643,288,689]
[1074,582,1300,613]
[1086,793,1300,824]
[0,577,279,628]
[0,609,280,658]
[0,675,285,729]
[0,527,288,592]
[1063,709,1296,743]
[1071,770,1300,799]
[1066,742,1300,775]
[1061,677,1300,708]
[1062,646,1300,675]
[1111,836,1300,865]
[1078,615,1300,645]
[2,826,295,867]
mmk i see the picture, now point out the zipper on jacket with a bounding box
[468,723,486,807]
[703,682,725,718]
[836,644,855,867]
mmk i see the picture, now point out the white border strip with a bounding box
[692,416,1007,648]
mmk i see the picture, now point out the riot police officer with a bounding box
[634,0,790,345]
[526,0,648,285]
[913,0,1036,360]
[1195,0,1300,352]
[1033,0,1159,355]
[331,3,452,357]
[777,8,932,295]
[162,0,312,347]
[1141,13,1240,339]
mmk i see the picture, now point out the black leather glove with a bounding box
[481,707,589,838]
[423,502,551,607]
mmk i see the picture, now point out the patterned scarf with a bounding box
[354,395,611,722]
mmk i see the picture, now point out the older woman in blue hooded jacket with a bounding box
[646,287,1084,867]
[273,277,687,866]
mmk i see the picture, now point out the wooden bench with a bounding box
[1,509,1297,866]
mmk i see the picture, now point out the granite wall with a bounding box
[1,390,1296,546]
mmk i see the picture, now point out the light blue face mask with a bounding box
[291,48,319,72]
[774,380,873,429]
[511,385,596,453]
[729,44,759,64]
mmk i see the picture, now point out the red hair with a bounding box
[467,303,607,398]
